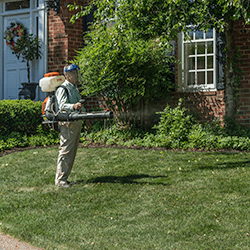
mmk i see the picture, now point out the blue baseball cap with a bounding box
[64,64,79,73]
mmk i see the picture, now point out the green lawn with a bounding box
[0,147,250,249]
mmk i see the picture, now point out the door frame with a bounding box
[0,0,47,100]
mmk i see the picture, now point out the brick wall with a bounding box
[164,91,225,124]
[234,21,250,126]
[47,0,89,74]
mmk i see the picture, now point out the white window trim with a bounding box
[178,28,221,92]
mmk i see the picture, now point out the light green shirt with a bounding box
[55,80,85,112]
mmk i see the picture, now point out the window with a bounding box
[179,28,225,91]
[5,0,30,11]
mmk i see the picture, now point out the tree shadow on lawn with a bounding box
[199,160,250,171]
[75,174,169,186]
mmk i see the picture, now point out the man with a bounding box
[55,64,91,187]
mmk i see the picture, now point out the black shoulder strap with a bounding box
[57,85,69,100]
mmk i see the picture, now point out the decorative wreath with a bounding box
[4,22,27,51]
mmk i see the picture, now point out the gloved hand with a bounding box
[73,102,83,111]
[74,99,86,111]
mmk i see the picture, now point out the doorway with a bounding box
[4,14,31,99]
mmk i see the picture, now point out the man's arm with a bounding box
[56,87,74,111]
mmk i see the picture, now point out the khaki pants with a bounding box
[55,120,82,185]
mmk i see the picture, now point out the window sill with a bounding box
[177,85,220,93]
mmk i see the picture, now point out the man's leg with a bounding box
[55,121,82,185]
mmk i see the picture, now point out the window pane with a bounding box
[197,57,205,69]
[195,30,204,40]
[205,29,213,39]
[207,42,213,53]
[188,72,195,86]
[207,56,213,69]
[184,43,195,56]
[197,42,205,54]
[5,0,30,11]
[197,72,205,85]
[207,71,213,84]
[187,57,195,71]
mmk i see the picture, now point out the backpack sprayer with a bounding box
[39,69,113,127]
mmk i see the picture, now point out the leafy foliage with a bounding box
[13,34,41,62]
[153,99,194,147]
[69,0,176,128]
[69,0,250,122]
[0,100,42,137]
[0,100,59,151]
[69,0,250,39]
[0,126,59,151]
[0,132,59,151]
[223,116,250,137]
[75,26,175,126]
[79,99,250,151]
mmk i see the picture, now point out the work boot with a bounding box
[56,180,72,188]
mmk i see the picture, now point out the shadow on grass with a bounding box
[75,174,169,186]
[199,160,250,171]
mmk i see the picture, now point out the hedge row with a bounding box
[0,100,43,137]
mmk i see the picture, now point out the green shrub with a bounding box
[218,136,250,150]
[78,100,250,151]
[75,26,175,127]
[152,99,194,148]
[186,123,221,150]
[0,99,42,136]
[0,126,59,151]
[224,116,250,137]
[0,100,59,151]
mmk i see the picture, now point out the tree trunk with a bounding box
[27,60,30,83]
[224,20,237,120]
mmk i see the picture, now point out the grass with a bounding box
[0,147,250,249]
